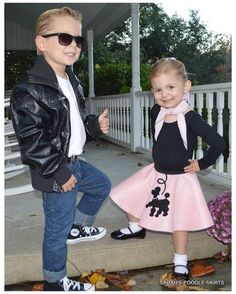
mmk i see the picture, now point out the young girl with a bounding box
[110,57,226,279]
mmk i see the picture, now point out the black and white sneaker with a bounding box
[67,224,106,244]
[44,276,95,291]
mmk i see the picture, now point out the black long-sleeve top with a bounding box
[150,104,226,174]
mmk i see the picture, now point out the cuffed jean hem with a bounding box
[43,268,67,283]
[74,210,96,227]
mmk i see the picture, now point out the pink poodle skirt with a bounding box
[110,163,213,232]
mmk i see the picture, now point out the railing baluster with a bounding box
[117,99,120,141]
[126,98,130,144]
[144,95,149,149]
[215,91,225,173]
[123,98,127,143]
[189,93,195,109]
[196,93,204,159]
[114,99,118,140]
[140,95,145,149]
[206,92,213,125]
[122,99,125,142]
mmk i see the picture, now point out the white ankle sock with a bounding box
[173,253,188,274]
[120,221,142,234]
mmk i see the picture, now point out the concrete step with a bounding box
[5,195,226,285]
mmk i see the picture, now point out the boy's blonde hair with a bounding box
[150,57,188,81]
[35,6,82,36]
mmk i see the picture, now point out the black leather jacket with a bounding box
[10,55,102,192]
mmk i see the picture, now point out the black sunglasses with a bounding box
[42,33,86,49]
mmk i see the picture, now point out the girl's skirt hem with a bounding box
[110,163,213,233]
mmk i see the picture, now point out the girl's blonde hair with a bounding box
[150,57,188,81]
[35,6,82,36]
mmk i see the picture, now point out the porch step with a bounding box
[5,196,226,285]
[5,152,21,161]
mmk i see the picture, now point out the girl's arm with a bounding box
[188,111,226,170]
[150,104,161,139]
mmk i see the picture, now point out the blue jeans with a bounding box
[42,159,111,282]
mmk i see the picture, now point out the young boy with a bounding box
[10,7,111,291]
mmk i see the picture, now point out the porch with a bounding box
[4,2,231,286]
[5,2,231,191]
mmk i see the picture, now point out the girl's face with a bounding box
[151,71,191,109]
[37,16,82,76]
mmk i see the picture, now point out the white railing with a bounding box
[91,82,231,186]
[5,82,231,190]
[90,93,131,148]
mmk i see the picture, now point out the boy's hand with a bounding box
[98,109,109,134]
[184,159,200,174]
[62,175,77,192]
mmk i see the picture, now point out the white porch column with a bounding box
[87,29,95,113]
[130,3,142,152]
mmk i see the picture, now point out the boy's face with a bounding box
[151,71,191,109]
[38,16,82,74]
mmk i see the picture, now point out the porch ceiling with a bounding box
[5,3,131,50]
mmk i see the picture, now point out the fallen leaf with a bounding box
[88,272,102,285]
[191,261,215,277]
[95,269,106,275]
[96,280,109,289]
[80,269,136,291]
[104,273,123,285]
[32,283,44,291]
[213,251,231,263]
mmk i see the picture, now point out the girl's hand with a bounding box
[62,175,77,192]
[184,159,200,174]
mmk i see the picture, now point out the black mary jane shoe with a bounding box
[110,227,146,240]
[173,264,190,281]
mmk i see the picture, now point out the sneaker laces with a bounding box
[60,276,82,291]
[82,226,98,235]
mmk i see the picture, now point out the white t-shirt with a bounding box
[57,74,86,156]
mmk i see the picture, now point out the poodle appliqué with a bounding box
[145,186,170,217]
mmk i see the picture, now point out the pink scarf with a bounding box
[154,95,190,149]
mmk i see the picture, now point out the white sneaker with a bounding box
[44,276,95,291]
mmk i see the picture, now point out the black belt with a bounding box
[67,155,86,164]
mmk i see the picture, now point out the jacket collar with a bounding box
[27,55,75,84]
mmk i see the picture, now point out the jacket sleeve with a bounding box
[189,111,226,170]
[10,87,71,186]
[76,82,102,140]
[85,114,102,140]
